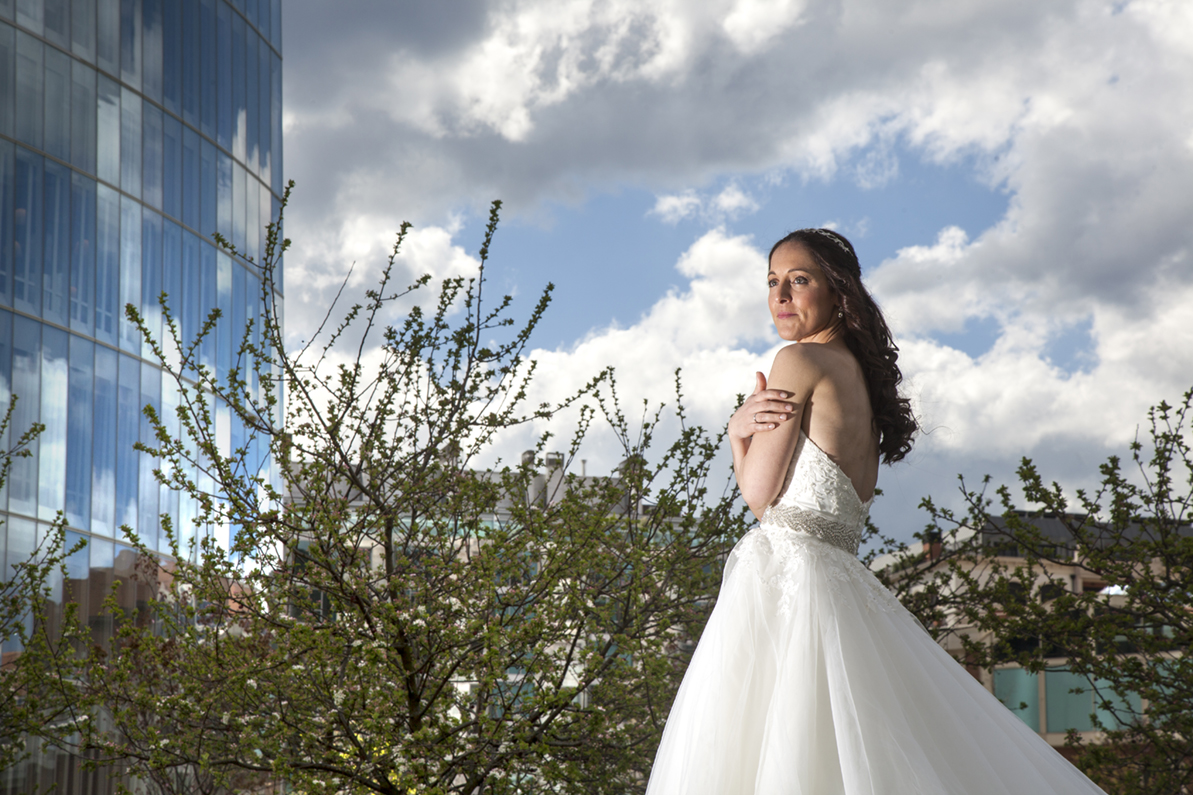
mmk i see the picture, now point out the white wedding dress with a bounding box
[646,432,1107,795]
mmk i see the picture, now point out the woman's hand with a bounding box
[729,372,797,441]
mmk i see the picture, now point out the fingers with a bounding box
[752,371,767,395]
[751,411,789,427]
[754,392,795,414]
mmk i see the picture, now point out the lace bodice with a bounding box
[758,432,873,556]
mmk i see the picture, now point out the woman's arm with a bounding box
[731,345,821,519]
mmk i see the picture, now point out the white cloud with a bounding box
[649,184,760,225]
[278,0,1193,538]
[722,0,808,53]
[650,191,702,224]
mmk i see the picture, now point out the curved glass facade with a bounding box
[0,1,281,789]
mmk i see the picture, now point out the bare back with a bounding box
[796,341,880,502]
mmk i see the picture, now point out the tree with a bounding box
[72,193,749,794]
[874,389,1193,795]
[0,402,90,776]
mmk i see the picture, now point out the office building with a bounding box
[0,0,282,790]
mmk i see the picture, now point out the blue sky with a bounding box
[278,0,1193,540]
[475,145,1010,354]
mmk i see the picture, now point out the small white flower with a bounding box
[246,679,257,689]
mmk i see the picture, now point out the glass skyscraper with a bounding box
[0,0,281,789]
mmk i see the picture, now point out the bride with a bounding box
[645,228,1107,794]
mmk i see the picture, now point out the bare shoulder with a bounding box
[771,341,840,373]
[768,343,831,398]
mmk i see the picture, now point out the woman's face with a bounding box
[768,243,839,343]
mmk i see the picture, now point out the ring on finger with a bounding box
[753,413,758,423]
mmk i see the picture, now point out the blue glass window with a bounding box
[70,0,95,63]
[43,46,70,161]
[2,518,34,649]
[0,0,9,21]
[245,171,257,263]
[1046,669,1095,732]
[180,229,199,370]
[257,179,268,265]
[94,183,118,344]
[42,159,70,327]
[229,0,242,18]
[247,269,258,397]
[15,0,42,34]
[120,86,141,198]
[231,259,244,368]
[69,171,95,335]
[159,376,179,542]
[138,362,159,548]
[177,227,196,350]
[90,342,117,535]
[231,10,245,163]
[199,237,214,371]
[257,37,268,187]
[216,250,230,384]
[141,207,161,360]
[63,530,89,627]
[162,218,180,367]
[119,0,140,90]
[13,146,41,317]
[0,139,13,308]
[161,0,179,113]
[38,325,67,522]
[142,101,163,209]
[141,0,160,103]
[232,159,244,253]
[95,0,117,77]
[270,0,278,49]
[996,669,1040,730]
[115,352,138,533]
[9,314,39,517]
[200,135,215,239]
[245,27,257,176]
[87,535,114,647]
[271,192,280,293]
[95,73,119,186]
[70,60,96,174]
[181,124,199,230]
[0,23,14,139]
[198,0,214,139]
[180,0,198,126]
[216,148,231,243]
[257,0,269,48]
[216,0,230,149]
[118,194,140,351]
[44,0,66,47]
[162,112,181,220]
[270,49,280,196]
[0,309,10,509]
[65,333,93,530]
[15,31,42,148]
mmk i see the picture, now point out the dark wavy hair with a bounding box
[768,228,917,464]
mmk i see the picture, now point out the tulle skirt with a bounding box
[645,525,1108,795]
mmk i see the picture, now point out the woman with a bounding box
[645,228,1106,794]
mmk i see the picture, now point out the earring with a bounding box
[838,309,844,318]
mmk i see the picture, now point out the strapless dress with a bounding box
[645,432,1107,795]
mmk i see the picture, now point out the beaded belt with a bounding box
[759,504,861,556]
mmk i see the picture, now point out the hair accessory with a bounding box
[801,228,853,257]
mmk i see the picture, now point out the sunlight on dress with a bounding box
[646,433,1107,795]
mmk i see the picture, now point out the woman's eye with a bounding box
[792,276,808,285]
[767,279,778,288]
